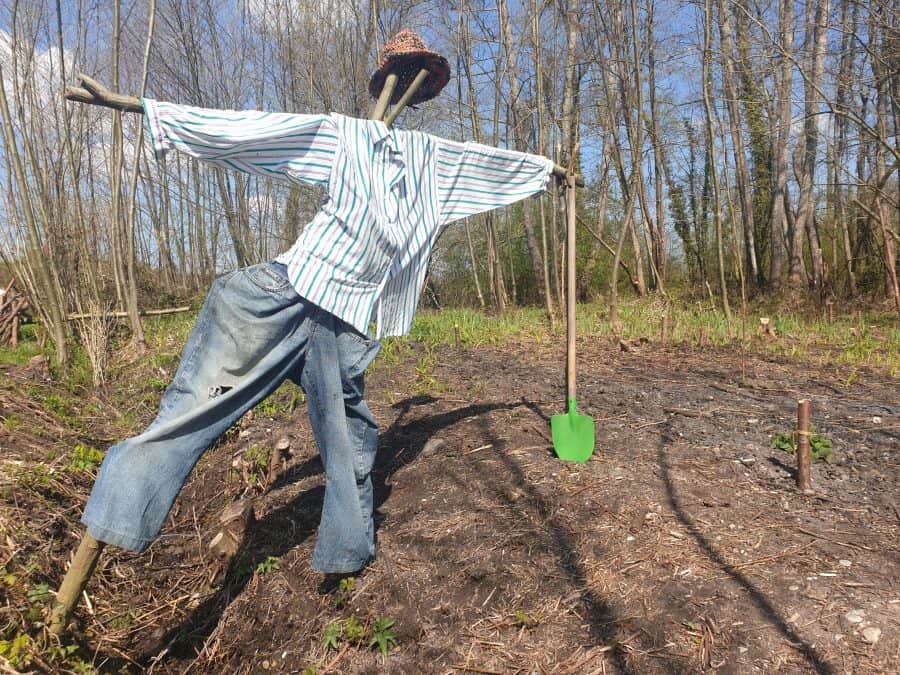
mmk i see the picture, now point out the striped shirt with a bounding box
[143,99,554,337]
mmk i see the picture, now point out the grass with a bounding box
[407,299,899,376]
[2,298,897,380]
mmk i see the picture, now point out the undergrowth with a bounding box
[407,299,899,376]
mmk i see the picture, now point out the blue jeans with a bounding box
[82,262,381,573]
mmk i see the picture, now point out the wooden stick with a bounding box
[370,73,399,121]
[796,399,812,492]
[565,173,577,406]
[65,73,142,113]
[49,533,106,634]
[66,305,191,321]
[555,164,584,186]
[383,68,430,127]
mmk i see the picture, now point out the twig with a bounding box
[796,527,874,552]
[731,542,816,570]
[320,644,350,674]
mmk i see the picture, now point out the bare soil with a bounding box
[1,335,898,674]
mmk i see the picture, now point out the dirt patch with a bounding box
[1,337,898,673]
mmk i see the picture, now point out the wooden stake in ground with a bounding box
[796,399,812,493]
[48,534,105,634]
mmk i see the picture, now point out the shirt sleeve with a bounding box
[435,138,555,226]
[142,98,337,186]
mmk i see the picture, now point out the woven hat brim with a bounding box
[369,53,451,105]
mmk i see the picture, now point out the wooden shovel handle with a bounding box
[566,174,577,403]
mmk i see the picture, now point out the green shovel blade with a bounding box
[551,398,595,463]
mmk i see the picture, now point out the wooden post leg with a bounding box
[370,73,399,121]
[382,68,430,127]
[49,533,105,634]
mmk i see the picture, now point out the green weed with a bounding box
[68,444,104,472]
[147,377,168,392]
[254,397,280,418]
[14,463,51,488]
[332,576,356,608]
[322,621,342,650]
[253,383,302,418]
[343,615,365,644]
[323,615,398,656]
[26,583,50,604]
[413,345,445,394]
[369,617,398,656]
[0,634,30,667]
[514,609,539,629]
[255,556,280,574]
[0,565,17,586]
[771,427,834,463]
[244,445,271,486]
[2,412,23,433]
[43,393,72,418]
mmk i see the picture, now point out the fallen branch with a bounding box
[66,306,191,321]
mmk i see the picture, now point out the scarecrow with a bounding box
[50,31,589,634]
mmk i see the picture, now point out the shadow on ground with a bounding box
[657,422,837,675]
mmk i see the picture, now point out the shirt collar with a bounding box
[372,120,403,154]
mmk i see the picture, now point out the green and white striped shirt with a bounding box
[143,100,554,337]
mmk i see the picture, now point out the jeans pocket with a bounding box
[337,327,381,382]
[245,262,293,295]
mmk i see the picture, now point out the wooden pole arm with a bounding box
[64,73,143,113]
[554,164,583,186]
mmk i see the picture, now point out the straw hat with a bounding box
[368,30,451,105]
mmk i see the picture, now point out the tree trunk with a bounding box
[717,0,759,287]
[734,0,772,284]
[703,0,732,320]
[832,0,859,294]
[498,0,544,308]
[789,0,830,290]
[769,0,794,288]
[647,0,668,288]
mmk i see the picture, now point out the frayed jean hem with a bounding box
[82,518,153,553]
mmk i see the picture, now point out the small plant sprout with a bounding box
[255,556,280,574]
[370,616,398,656]
[333,575,356,608]
[322,621,342,650]
[343,615,365,644]
[321,614,397,657]
[514,609,539,629]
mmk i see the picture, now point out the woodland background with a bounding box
[0,0,897,373]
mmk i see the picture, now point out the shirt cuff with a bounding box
[141,98,173,161]
[537,155,555,192]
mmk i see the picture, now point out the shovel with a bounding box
[551,174,595,462]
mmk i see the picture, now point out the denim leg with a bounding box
[302,317,381,573]
[337,327,381,559]
[82,263,313,552]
